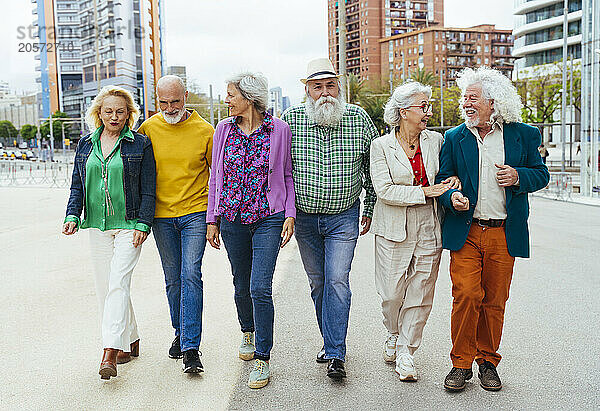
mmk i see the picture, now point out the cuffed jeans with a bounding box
[295,200,360,362]
[89,229,141,351]
[153,211,207,352]
[220,211,285,361]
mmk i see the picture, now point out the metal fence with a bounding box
[535,172,573,201]
[0,159,73,187]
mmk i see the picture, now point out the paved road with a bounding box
[0,188,598,410]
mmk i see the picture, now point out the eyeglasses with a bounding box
[408,103,432,113]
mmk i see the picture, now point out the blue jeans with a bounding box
[153,211,207,352]
[220,211,285,361]
[295,200,360,362]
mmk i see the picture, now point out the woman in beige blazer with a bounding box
[370,81,460,381]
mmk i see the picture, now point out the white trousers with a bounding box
[374,204,441,355]
[89,229,142,351]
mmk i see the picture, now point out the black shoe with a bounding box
[182,350,204,374]
[316,347,327,363]
[327,359,346,380]
[478,361,502,391]
[444,367,473,392]
[169,336,183,359]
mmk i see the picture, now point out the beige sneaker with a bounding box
[383,333,398,363]
[239,332,255,361]
[395,352,417,381]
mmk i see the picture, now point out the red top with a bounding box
[409,146,429,187]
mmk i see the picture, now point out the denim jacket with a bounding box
[65,129,157,227]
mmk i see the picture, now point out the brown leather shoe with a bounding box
[130,339,139,357]
[116,340,140,364]
[99,348,118,380]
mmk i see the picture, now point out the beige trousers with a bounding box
[89,229,142,351]
[374,203,441,355]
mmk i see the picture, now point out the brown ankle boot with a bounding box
[116,340,140,364]
[99,348,118,380]
[130,339,140,357]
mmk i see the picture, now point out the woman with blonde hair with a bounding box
[62,85,156,380]
[370,80,459,381]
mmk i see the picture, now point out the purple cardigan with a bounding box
[207,116,296,223]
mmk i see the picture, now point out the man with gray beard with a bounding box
[281,58,379,380]
[138,75,214,375]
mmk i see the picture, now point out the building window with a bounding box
[485,58,489,64]
[484,46,489,53]
[485,33,489,40]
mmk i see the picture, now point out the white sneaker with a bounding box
[383,333,398,363]
[395,353,417,381]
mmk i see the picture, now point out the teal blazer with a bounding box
[435,122,549,258]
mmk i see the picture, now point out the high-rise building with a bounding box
[327,0,444,81]
[79,0,165,122]
[512,0,583,76]
[167,65,187,86]
[580,0,599,196]
[380,24,515,85]
[32,0,164,128]
[33,0,83,119]
[268,86,283,116]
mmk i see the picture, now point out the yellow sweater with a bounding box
[138,110,214,218]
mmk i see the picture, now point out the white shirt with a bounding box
[467,121,507,220]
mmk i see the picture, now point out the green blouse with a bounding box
[64,126,150,233]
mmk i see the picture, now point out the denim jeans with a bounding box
[153,211,207,352]
[220,211,285,361]
[295,200,360,362]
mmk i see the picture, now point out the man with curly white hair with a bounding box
[435,67,549,392]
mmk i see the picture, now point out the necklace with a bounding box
[396,130,419,150]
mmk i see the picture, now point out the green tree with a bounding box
[347,73,365,105]
[355,82,390,135]
[514,60,582,124]
[20,124,38,141]
[0,120,18,142]
[428,85,463,128]
[410,68,436,86]
[40,111,71,145]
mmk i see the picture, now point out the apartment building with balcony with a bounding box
[512,0,583,77]
[380,25,515,85]
[327,0,444,82]
[33,0,83,119]
[79,0,165,122]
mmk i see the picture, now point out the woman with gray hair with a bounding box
[370,80,460,381]
[206,72,296,389]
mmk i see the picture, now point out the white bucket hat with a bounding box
[301,58,341,84]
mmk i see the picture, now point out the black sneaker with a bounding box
[326,359,346,380]
[182,350,203,374]
[444,367,473,392]
[316,347,327,363]
[169,336,182,359]
[169,336,183,359]
[478,361,502,391]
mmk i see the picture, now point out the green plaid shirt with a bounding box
[281,103,379,218]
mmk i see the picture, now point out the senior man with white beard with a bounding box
[137,75,214,374]
[281,58,379,380]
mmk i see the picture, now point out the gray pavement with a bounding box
[0,187,598,410]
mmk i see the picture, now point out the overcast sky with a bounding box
[3,0,514,104]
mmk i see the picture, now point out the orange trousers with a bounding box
[449,224,515,368]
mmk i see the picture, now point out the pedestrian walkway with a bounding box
[0,188,598,410]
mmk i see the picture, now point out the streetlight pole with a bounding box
[209,84,214,126]
[560,0,568,173]
[338,0,347,95]
[440,69,444,128]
